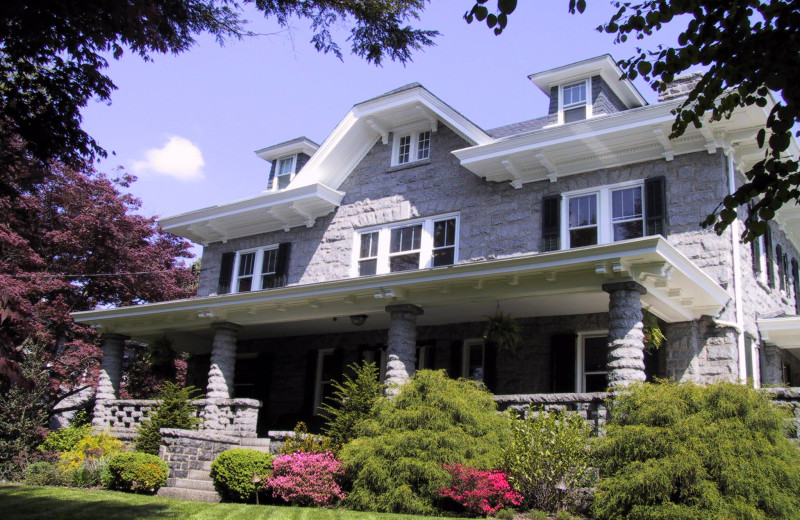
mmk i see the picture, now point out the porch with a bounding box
[74,236,731,436]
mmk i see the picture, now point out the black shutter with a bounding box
[254,352,273,436]
[275,242,291,287]
[302,349,318,418]
[483,344,497,393]
[792,259,799,314]
[765,228,775,288]
[645,176,667,237]
[542,195,561,252]
[777,245,785,291]
[551,333,576,393]
[448,341,463,379]
[217,252,235,294]
[267,162,276,190]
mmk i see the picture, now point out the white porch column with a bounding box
[92,333,127,429]
[384,304,424,397]
[202,322,241,431]
[603,281,647,388]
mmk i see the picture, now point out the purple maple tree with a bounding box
[0,133,197,414]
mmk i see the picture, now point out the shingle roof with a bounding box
[486,117,550,138]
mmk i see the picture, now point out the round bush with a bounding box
[210,448,273,503]
[24,461,65,486]
[103,452,168,493]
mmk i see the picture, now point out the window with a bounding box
[353,214,458,276]
[313,349,338,414]
[561,80,589,123]
[226,244,289,293]
[562,182,644,248]
[578,333,608,392]
[392,129,431,166]
[461,339,485,381]
[361,348,387,383]
[273,155,296,190]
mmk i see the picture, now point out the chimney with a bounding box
[658,71,704,102]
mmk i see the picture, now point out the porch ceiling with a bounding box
[73,236,729,354]
[758,316,800,354]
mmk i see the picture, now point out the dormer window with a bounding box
[273,155,296,190]
[393,130,431,166]
[561,80,589,123]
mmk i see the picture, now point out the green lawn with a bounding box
[0,485,434,520]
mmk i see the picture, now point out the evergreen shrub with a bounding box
[209,448,273,503]
[266,451,345,507]
[39,413,92,454]
[134,382,201,455]
[279,422,337,455]
[592,381,800,520]
[103,452,168,493]
[59,430,123,470]
[319,361,384,449]
[24,461,66,486]
[339,370,510,515]
[502,409,593,512]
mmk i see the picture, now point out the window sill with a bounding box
[387,158,431,173]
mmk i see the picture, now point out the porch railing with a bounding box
[494,392,612,434]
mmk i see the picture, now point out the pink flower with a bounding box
[264,451,345,507]
[438,464,522,516]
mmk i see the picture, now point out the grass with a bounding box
[0,485,433,520]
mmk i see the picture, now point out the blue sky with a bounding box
[80,1,686,257]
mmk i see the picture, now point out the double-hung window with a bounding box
[273,155,296,190]
[561,80,589,123]
[392,129,431,166]
[562,182,646,249]
[577,333,608,392]
[354,214,458,276]
[232,246,280,293]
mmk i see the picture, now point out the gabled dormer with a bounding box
[255,137,320,192]
[529,54,647,126]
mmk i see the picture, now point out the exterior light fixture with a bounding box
[350,314,368,326]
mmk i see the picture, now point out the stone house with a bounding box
[74,55,800,440]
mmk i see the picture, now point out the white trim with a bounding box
[461,338,485,381]
[313,348,336,414]
[558,78,592,125]
[231,244,280,293]
[272,155,297,191]
[391,125,432,166]
[576,330,608,392]
[561,180,645,249]
[353,213,460,276]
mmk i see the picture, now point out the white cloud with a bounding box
[132,136,205,181]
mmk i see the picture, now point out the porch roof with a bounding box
[73,237,729,352]
[758,316,800,354]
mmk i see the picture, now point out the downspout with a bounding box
[725,148,749,384]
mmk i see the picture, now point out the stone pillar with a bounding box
[202,322,241,431]
[761,344,784,386]
[92,333,127,429]
[602,281,647,388]
[384,304,424,397]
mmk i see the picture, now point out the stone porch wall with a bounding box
[159,428,244,479]
[494,392,611,434]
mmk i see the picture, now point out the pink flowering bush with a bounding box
[265,451,345,507]
[438,464,522,517]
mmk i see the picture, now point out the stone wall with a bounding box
[494,392,610,434]
[663,317,738,385]
[159,428,243,479]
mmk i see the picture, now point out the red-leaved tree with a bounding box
[0,133,197,415]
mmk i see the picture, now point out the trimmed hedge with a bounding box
[102,452,168,494]
[210,448,273,503]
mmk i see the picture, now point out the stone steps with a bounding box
[157,487,220,503]
[167,477,216,492]
[187,469,211,480]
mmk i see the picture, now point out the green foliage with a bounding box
[319,361,385,448]
[339,370,510,515]
[59,430,124,470]
[39,421,92,454]
[280,422,338,455]
[67,457,108,488]
[24,462,66,486]
[103,452,168,493]
[592,381,800,520]
[483,310,522,353]
[642,310,666,352]
[502,409,592,513]
[134,382,201,455]
[0,340,50,480]
[209,448,273,503]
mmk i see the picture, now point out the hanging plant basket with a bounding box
[643,310,666,353]
[483,309,522,353]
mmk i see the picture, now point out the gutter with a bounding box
[726,149,749,384]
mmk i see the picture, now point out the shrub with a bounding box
[24,461,66,486]
[67,457,108,488]
[339,370,510,515]
[502,409,592,512]
[103,452,168,493]
[266,451,346,507]
[438,464,522,517]
[280,422,338,455]
[39,419,92,454]
[210,448,273,503]
[135,382,201,455]
[592,381,800,520]
[319,361,384,449]
[59,430,124,471]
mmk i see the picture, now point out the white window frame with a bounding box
[560,180,644,249]
[351,213,459,277]
[230,245,280,293]
[391,126,432,166]
[461,338,485,381]
[558,78,592,125]
[272,154,297,191]
[313,348,336,414]
[576,331,608,393]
